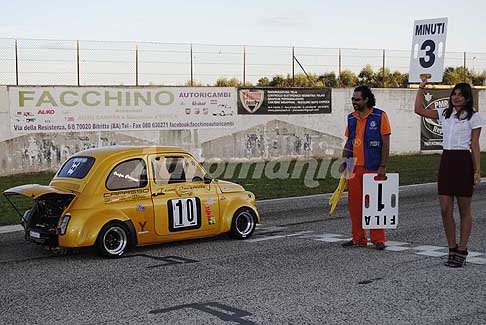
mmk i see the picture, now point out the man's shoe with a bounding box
[375,242,386,250]
[341,240,366,248]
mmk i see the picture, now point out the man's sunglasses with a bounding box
[351,97,363,101]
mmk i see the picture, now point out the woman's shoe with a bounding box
[445,248,468,268]
[444,245,458,266]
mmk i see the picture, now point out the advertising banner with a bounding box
[237,87,331,115]
[420,88,479,150]
[9,86,236,133]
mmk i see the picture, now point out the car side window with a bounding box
[184,156,205,182]
[106,158,148,190]
[151,155,204,185]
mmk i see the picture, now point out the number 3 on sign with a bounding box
[409,17,448,83]
[168,197,201,231]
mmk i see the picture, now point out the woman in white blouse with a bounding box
[414,78,482,268]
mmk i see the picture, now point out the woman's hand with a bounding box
[474,171,481,186]
[415,76,438,119]
[419,76,428,89]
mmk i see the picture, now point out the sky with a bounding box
[1,0,486,52]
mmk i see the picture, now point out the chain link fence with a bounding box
[1,38,486,86]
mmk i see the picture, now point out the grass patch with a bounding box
[1,153,485,226]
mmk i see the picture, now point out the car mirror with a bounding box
[203,174,212,184]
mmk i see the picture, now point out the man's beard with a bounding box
[353,105,366,112]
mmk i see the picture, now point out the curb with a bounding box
[0,224,23,234]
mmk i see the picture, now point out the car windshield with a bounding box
[57,156,95,179]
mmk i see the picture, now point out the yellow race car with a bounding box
[3,146,260,257]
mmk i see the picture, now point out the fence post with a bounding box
[76,40,80,86]
[190,44,194,86]
[243,45,246,86]
[338,48,342,87]
[292,46,295,86]
[382,49,386,88]
[463,51,467,82]
[135,43,139,86]
[15,40,19,86]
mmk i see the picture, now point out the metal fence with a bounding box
[1,38,486,86]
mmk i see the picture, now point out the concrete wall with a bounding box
[1,87,485,176]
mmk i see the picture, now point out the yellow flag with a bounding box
[329,175,347,216]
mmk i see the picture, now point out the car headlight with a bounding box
[21,209,32,229]
[58,214,71,235]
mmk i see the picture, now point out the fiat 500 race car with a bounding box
[3,146,260,257]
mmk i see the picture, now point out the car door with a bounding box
[149,153,220,238]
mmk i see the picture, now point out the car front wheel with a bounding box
[96,222,129,257]
[230,208,256,239]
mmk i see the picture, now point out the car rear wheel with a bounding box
[230,208,256,239]
[96,222,129,257]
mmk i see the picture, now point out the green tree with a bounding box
[215,77,241,87]
[292,73,322,87]
[471,71,486,86]
[257,77,270,86]
[184,80,206,86]
[442,67,472,85]
[358,65,376,86]
[338,70,358,87]
[318,72,338,87]
[374,67,391,88]
[269,75,288,87]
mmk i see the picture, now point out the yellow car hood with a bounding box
[216,180,245,193]
[3,184,75,199]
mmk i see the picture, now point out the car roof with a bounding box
[73,145,188,161]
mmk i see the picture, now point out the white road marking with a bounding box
[0,225,23,234]
[414,245,449,257]
[248,230,314,242]
[309,234,350,243]
[385,241,411,252]
[467,257,486,265]
[252,230,486,266]
[284,231,314,237]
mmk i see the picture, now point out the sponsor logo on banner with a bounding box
[237,87,332,115]
[421,90,448,150]
[239,89,265,114]
[423,97,447,137]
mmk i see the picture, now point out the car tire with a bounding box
[229,208,256,239]
[96,222,130,258]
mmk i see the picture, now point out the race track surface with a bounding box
[1,183,486,324]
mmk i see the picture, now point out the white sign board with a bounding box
[362,173,399,229]
[9,86,236,133]
[409,17,448,83]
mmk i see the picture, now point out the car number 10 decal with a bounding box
[168,197,202,232]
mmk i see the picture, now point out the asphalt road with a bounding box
[1,183,486,324]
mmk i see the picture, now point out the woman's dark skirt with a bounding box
[438,150,474,197]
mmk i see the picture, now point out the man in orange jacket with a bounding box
[339,85,391,250]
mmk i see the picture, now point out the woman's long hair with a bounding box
[444,83,474,120]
